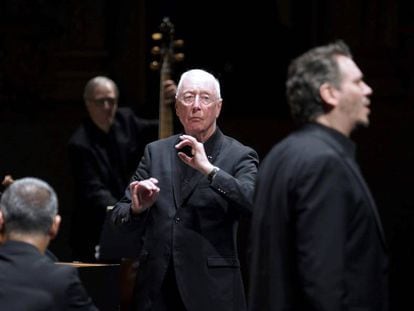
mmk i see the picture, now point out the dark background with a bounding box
[1,1,413,309]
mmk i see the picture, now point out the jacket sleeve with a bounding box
[68,142,118,209]
[209,146,259,215]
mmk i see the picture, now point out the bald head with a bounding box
[84,76,119,101]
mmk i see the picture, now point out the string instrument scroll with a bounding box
[150,17,184,139]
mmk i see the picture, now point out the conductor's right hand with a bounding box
[130,178,160,214]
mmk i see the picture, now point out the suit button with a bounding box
[175,217,181,223]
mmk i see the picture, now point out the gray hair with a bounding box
[83,76,119,100]
[286,40,352,125]
[0,177,58,235]
[176,69,221,99]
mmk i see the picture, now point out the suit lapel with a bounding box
[343,157,387,249]
[310,125,387,249]
[171,137,182,210]
[180,170,203,206]
[171,130,225,207]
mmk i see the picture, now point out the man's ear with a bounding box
[215,100,222,118]
[0,211,4,244]
[49,215,61,240]
[319,82,339,107]
[0,210,4,231]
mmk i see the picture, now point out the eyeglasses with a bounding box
[178,93,220,106]
[89,97,117,106]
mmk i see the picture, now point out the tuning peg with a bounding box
[149,61,160,70]
[151,46,161,55]
[152,32,163,41]
[173,39,184,48]
[174,53,185,62]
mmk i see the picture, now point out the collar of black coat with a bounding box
[176,128,223,162]
[203,127,222,160]
[304,122,356,159]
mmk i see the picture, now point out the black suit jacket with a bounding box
[0,240,98,311]
[68,107,158,261]
[111,129,259,311]
[248,123,388,311]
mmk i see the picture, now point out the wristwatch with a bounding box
[207,166,220,183]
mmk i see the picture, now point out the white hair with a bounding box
[176,69,221,99]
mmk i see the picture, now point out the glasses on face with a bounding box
[90,97,117,106]
[178,93,219,106]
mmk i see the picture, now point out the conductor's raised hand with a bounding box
[129,178,160,214]
[175,135,214,175]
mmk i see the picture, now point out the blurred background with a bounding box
[1,1,413,309]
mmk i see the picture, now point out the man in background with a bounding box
[68,76,176,262]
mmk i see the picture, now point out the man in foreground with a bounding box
[248,40,388,311]
[0,177,98,310]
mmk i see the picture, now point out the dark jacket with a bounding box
[248,123,388,311]
[68,107,158,261]
[0,240,98,311]
[111,129,259,311]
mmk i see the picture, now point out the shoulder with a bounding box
[272,127,337,156]
[38,260,81,283]
[261,128,342,173]
[68,119,98,150]
[9,249,77,280]
[116,106,135,118]
[116,107,158,128]
[68,123,88,146]
[147,134,179,149]
[222,134,258,157]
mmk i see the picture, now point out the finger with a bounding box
[177,152,193,164]
[139,180,160,193]
[129,181,138,193]
[180,134,195,143]
[175,140,188,149]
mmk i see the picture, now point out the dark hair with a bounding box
[286,40,352,124]
[0,177,58,235]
